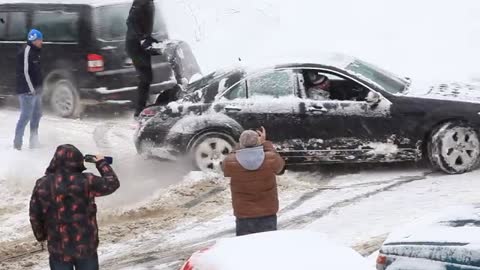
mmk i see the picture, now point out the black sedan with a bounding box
[135,54,480,174]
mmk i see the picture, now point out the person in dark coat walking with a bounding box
[222,127,285,236]
[29,144,120,270]
[126,0,158,118]
[14,29,43,150]
[126,0,186,117]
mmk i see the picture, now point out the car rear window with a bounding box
[33,11,79,42]
[95,4,168,42]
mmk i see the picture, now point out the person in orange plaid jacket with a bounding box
[29,144,120,270]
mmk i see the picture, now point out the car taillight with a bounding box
[376,254,387,270]
[87,54,104,72]
[140,108,156,117]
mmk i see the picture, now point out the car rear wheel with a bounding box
[49,79,82,118]
[428,121,480,174]
[189,132,235,172]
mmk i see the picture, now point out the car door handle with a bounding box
[307,106,327,113]
[225,106,242,112]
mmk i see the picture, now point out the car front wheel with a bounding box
[428,121,480,174]
[189,131,235,172]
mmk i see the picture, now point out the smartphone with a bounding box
[84,155,113,165]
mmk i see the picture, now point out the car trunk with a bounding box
[381,206,480,268]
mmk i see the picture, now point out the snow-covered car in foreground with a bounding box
[135,53,480,174]
[180,230,371,270]
[377,204,480,270]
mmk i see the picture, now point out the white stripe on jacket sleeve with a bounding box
[24,45,35,94]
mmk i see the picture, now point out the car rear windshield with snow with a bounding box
[248,70,295,98]
[347,60,406,94]
[95,4,168,42]
[33,11,79,42]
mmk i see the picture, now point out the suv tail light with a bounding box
[376,254,387,270]
[87,54,104,72]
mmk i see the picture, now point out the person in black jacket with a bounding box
[126,0,159,118]
[14,29,43,150]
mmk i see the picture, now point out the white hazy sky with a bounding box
[162,0,480,81]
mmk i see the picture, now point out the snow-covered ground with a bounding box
[3,0,480,269]
[2,108,480,270]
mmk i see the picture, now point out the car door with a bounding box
[0,9,29,96]
[213,69,307,156]
[300,70,414,163]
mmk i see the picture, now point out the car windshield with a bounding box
[95,4,168,42]
[346,60,407,94]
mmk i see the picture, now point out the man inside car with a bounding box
[306,71,331,100]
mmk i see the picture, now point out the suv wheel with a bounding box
[189,132,235,172]
[50,79,82,118]
[428,121,480,174]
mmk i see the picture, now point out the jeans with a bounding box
[49,254,99,270]
[236,215,277,236]
[14,93,42,149]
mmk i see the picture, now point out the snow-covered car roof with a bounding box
[183,230,371,270]
[384,204,480,245]
[0,0,133,7]
[242,52,357,73]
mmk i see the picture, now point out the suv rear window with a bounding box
[95,4,168,42]
[33,11,79,42]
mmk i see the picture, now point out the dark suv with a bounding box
[0,0,201,117]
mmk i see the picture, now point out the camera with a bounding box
[84,155,113,165]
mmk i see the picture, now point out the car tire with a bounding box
[427,121,480,174]
[189,131,235,172]
[49,79,83,118]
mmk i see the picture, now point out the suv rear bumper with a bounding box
[79,80,177,104]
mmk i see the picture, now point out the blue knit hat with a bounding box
[27,29,43,42]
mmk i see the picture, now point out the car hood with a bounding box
[403,81,480,104]
[188,230,371,270]
[385,205,480,246]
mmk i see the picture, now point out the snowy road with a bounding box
[1,107,480,269]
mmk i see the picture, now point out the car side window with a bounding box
[33,11,79,42]
[0,13,6,40]
[8,12,28,41]
[247,70,295,98]
[0,12,28,41]
[223,81,247,100]
[303,69,369,102]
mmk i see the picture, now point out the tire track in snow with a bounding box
[278,174,430,215]
[280,172,435,229]
[93,122,116,151]
[106,171,436,269]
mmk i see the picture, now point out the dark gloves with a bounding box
[141,36,161,55]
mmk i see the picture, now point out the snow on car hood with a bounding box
[189,230,371,270]
[385,204,480,245]
[403,80,480,103]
